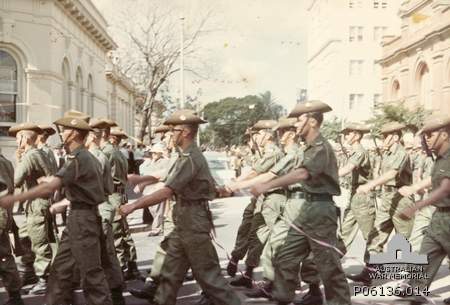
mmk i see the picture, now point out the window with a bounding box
[349,60,364,76]
[349,26,363,42]
[382,0,388,8]
[75,68,83,111]
[373,94,381,108]
[349,26,356,42]
[87,75,94,116]
[349,0,362,8]
[374,26,388,43]
[0,50,18,135]
[374,0,387,8]
[349,94,364,110]
[373,1,379,8]
[357,27,364,41]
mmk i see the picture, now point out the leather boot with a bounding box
[346,265,373,286]
[196,292,212,305]
[226,256,239,277]
[294,283,323,305]
[111,287,126,305]
[20,271,38,286]
[129,280,158,300]
[128,261,144,281]
[245,279,273,299]
[230,266,253,288]
[28,277,47,295]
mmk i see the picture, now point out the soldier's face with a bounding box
[295,115,309,137]
[172,125,186,147]
[425,130,444,151]
[382,133,394,149]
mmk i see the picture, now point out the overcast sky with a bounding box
[92,0,308,112]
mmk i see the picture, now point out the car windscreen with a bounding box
[207,159,227,170]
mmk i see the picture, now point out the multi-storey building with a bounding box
[380,0,450,115]
[306,0,401,120]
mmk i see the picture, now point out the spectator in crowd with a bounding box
[134,144,145,174]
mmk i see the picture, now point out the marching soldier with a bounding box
[0,152,24,305]
[87,118,126,305]
[36,125,58,174]
[349,121,415,285]
[227,120,285,288]
[250,100,351,305]
[119,110,241,305]
[9,123,55,295]
[0,114,113,305]
[398,114,450,304]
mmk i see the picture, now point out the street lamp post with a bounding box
[180,16,185,109]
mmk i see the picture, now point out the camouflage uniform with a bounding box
[272,134,351,305]
[47,145,112,305]
[154,142,240,305]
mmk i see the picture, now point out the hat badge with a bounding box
[70,119,78,126]
[305,102,312,108]
[180,115,186,121]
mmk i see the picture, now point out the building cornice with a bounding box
[54,0,117,51]
[105,64,137,96]
[399,0,431,17]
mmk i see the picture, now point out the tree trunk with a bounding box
[138,93,156,142]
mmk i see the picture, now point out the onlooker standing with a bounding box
[134,144,145,175]
[127,144,135,174]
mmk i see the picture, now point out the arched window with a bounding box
[75,67,83,111]
[0,50,18,136]
[416,62,431,109]
[62,58,71,113]
[391,79,400,100]
[87,75,93,116]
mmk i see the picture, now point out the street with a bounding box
[2,194,450,305]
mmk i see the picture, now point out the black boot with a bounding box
[128,261,144,281]
[346,265,373,286]
[111,287,126,305]
[230,266,253,288]
[226,257,239,277]
[3,290,24,305]
[196,291,212,305]
[28,277,47,295]
[245,279,273,299]
[129,280,158,300]
[294,283,323,305]
[20,271,38,286]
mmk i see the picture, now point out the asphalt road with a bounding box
[2,193,450,305]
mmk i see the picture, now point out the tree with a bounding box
[321,116,342,141]
[202,92,285,147]
[109,1,214,141]
[365,101,432,135]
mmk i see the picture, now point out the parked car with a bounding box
[204,152,235,186]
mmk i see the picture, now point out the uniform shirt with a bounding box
[253,142,284,174]
[40,144,58,174]
[102,142,128,187]
[271,143,304,191]
[381,143,412,187]
[347,143,371,186]
[141,157,170,195]
[56,146,106,206]
[0,154,14,232]
[165,143,216,202]
[430,148,450,208]
[89,147,114,196]
[296,134,341,196]
[14,148,53,190]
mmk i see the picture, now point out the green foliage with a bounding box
[321,116,342,141]
[365,102,432,135]
[202,91,285,147]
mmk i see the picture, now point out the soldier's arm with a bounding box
[398,176,432,197]
[338,163,356,177]
[229,172,276,191]
[399,177,450,219]
[14,158,31,188]
[120,187,173,216]
[0,176,62,209]
[251,168,309,196]
[127,174,159,186]
[49,198,70,214]
[357,169,397,193]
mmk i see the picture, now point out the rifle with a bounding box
[421,134,434,162]
[248,128,262,159]
[337,135,349,159]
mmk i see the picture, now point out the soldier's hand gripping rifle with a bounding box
[337,134,349,159]
[247,128,262,159]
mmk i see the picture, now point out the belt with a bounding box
[288,191,305,199]
[383,185,399,192]
[304,193,333,202]
[436,206,450,212]
[113,184,125,193]
[71,202,99,211]
[176,199,208,206]
[265,189,287,196]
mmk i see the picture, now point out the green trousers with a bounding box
[245,193,286,267]
[109,192,137,268]
[410,210,450,289]
[230,197,256,260]
[273,199,351,305]
[0,229,22,293]
[409,205,435,252]
[25,198,54,278]
[367,190,415,255]
[99,201,124,289]
[47,209,112,305]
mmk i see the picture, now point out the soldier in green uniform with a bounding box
[98,119,140,280]
[350,121,415,284]
[338,123,376,258]
[250,100,351,305]
[0,152,24,305]
[397,114,450,304]
[9,123,55,295]
[87,118,126,305]
[227,119,285,288]
[225,126,261,278]
[0,115,113,305]
[119,110,241,305]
